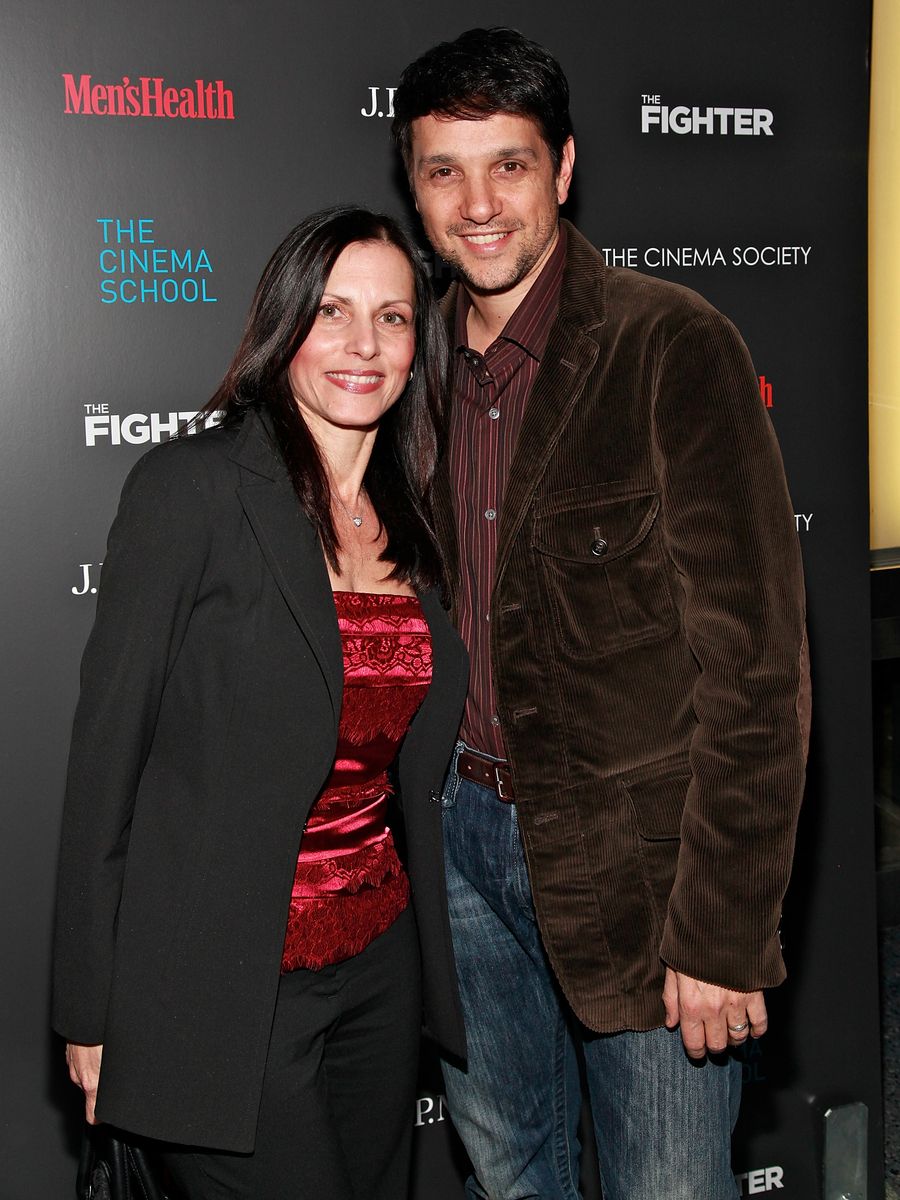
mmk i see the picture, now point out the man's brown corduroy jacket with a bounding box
[434,220,810,1034]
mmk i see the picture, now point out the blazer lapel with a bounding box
[431,453,458,616]
[231,411,343,721]
[495,320,599,585]
[403,587,467,792]
[418,587,466,712]
[434,285,462,597]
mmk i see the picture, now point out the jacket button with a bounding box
[590,537,608,557]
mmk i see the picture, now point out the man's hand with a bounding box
[66,1042,103,1123]
[662,968,767,1058]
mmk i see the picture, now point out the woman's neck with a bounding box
[309,420,378,510]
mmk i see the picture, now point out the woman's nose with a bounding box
[344,317,378,358]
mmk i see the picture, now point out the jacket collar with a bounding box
[555,219,608,332]
[228,405,287,481]
[229,407,343,719]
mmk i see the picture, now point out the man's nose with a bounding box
[459,175,502,225]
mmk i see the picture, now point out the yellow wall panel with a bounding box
[870,0,900,551]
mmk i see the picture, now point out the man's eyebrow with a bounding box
[417,145,540,168]
[492,146,540,160]
[417,153,458,167]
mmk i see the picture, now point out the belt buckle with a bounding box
[494,764,510,801]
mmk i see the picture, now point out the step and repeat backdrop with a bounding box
[0,1,875,1196]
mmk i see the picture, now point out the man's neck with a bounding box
[464,297,512,355]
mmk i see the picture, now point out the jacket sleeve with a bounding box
[652,310,810,992]
[51,442,213,1044]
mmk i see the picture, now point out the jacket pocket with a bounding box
[532,490,678,660]
[621,769,690,926]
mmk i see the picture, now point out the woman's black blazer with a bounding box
[51,409,469,1152]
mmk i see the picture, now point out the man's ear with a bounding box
[556,136,575,205]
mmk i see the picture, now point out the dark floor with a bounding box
[882,922,900,1199]
[871,555,900,1197]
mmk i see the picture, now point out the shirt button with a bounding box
[488,406,500,420]
[490,714,501,727]
[484,508,497,521]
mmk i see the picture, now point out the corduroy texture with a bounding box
[434,221,810,1034]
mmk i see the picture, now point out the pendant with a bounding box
[352,516,363,527]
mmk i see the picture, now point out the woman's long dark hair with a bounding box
[204,206,448,590]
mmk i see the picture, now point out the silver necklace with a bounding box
[334,490,364,528]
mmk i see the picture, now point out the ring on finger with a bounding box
[727,1021,749,1033]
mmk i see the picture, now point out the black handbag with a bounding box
[76,1125,169,1200]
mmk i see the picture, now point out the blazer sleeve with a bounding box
[52,442,213,1044]
[652,310,811,992]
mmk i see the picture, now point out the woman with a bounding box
[52,207,468,1199]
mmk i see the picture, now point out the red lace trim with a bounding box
[281,864,410,972]
[289,833,396,894]
[338,682,429,744]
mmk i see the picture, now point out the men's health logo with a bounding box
[97,218,217,305]
[63,74,234,119]
[641,95,773,136]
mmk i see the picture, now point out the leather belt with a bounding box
[457,749,516,803]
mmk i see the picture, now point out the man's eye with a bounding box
[499,161,522,173]
[431,167,455,179]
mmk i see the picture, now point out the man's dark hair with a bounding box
[203,206,448,590]
[392,27,573,175]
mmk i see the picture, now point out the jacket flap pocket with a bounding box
[533,492,661,564]
[623,772,690,840]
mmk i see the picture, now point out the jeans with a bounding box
[440,742,742,1200]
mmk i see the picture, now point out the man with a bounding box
[392,27,809,1200]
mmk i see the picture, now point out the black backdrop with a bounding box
[0,2,876,1196]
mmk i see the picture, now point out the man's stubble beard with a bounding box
[439,216,558,297]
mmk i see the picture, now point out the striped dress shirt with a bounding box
[449,225,567,758]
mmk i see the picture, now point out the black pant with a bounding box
[162,907,421,1199]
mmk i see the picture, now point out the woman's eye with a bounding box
[380,311,408,325]
[318,303,340,318]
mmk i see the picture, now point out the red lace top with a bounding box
[280,591,432,972]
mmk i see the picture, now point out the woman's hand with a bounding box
[66,1042,103,1123]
